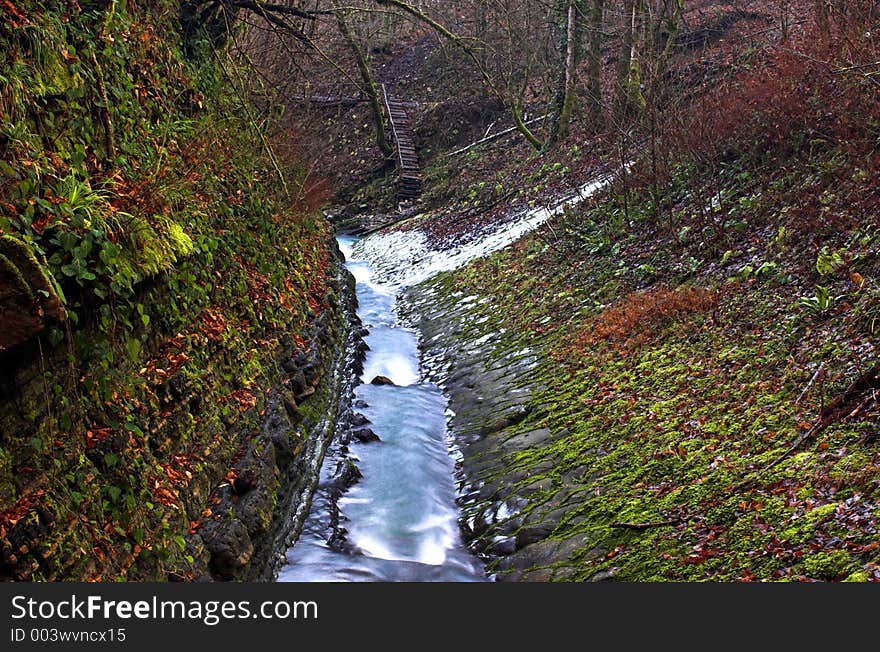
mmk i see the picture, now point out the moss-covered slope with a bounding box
[0,1,338,580]
[419,148,880,580]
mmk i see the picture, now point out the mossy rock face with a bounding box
[24,18,85,98]
[0,235,65,352]
[0,236,65,352]
[0,252,45,352]
[0,2,347,582]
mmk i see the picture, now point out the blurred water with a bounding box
[278,236,485,582]
[280,176,612,582]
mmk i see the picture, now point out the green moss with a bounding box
[0,253,33,301]
[428,143,880,581]
[0,235,64,317]
[802,550,854,581]
[24,18,84,98]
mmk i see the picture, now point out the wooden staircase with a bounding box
[382,84,422,202]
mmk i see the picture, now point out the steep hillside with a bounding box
[0,1,347,580]
[402,13,880,580]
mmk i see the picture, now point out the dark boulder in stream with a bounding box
[352,427,381,443]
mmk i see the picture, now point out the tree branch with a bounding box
[373,0,545,149]
[611,519,682,530]
[227,0,330,20]
[225,0,318,46]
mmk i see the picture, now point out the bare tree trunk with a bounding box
[615,0,641,121]
[476,0,489,68]
[815,0,830,36]
[336,13,393,159]
[781,0,790,42]
[586,0,604,131]
[547,0,581,146]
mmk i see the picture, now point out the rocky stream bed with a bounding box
[277,177,611,581]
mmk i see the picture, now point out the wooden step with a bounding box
[382,83,423,200]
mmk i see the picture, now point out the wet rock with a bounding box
[489,537,517,555]
[281,392,299,419]
[270,429,296,472]
[561,465,592,487]
[232,468,259,495]
[327,529,357,553]
[292,350,310,368]
[496,533,596,575]
[589,568,619,582]
[201,519,254,580]
[518,477,554,497]
[288,369,307,396]
[477,482,501,501]
[515,524,556,549]
[328,459,363,490]
[520,568,555,582]
[370,375,396,386]
[236,484,274,536]
[502,428,555,451]
[351,413,372,427]
[352,427,381,443]
[296,386,316,400]
[479,404,532,436]
[552,566,577,581]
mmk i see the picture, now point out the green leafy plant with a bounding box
[772,224,790,249]
[816,246,845,276]
[798,285,839,315]
[733,261,777,281]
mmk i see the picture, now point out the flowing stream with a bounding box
[279,236,484,581]
[278,176,609,582]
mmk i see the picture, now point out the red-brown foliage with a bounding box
[671,14,880,165]
[568,287,717,355]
